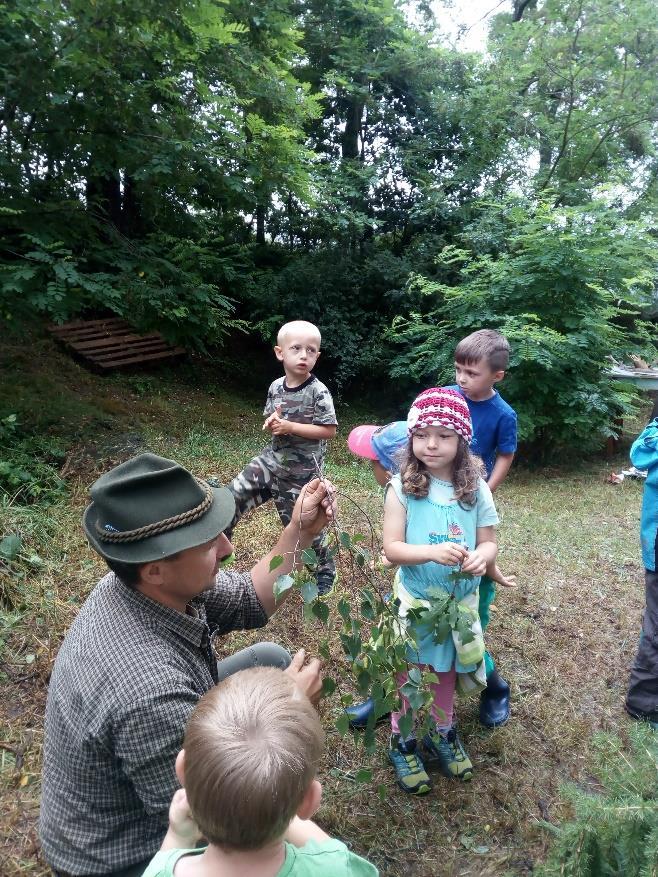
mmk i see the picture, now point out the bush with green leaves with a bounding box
[246,246,419,390]
[269,496,484,761]
[0,215,250,352]
[0,414,66,504]
[387,198,658,458]
[537,726,658,877]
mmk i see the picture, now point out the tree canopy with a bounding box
[1,0,657,452]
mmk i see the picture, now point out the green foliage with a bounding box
[0,414,66,503]
[538,726,658,877]
[295,514,473,755]
[388,198,658,456]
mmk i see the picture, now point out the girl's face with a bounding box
[412,425,459,478]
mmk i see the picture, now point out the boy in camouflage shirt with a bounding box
[228,320,338,594]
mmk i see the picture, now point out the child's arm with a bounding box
[270,420,337,440]
[461,526,497,576]
[160,789,202,852]
[487,452,514,492]
[486,559,516,587]
[630,420,658,471]
[263,404,337,440]
[383,488,468,567]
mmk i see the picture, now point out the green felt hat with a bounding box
[82,453,235,563]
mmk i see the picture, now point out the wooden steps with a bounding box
[48,318,186,371]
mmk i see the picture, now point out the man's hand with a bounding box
[291,478,336,535]
[284,648,323,705]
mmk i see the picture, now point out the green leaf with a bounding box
[311,600,329,623]
[337,598,351,621]
[318,638,331,660]
[398,711,414,740]
[322,677,336,697]
[377,783,388,800]
[408,666,422,685]
[339,531,351,548]
[301,581,319,603]
[335,712,350,736]
[0,534,22,560]
[273,574,294,600]
[301,547,318,566]
[269,554,284,573]
[355,768,372,783]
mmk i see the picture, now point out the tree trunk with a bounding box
[256,203,266,244]
[86,163,121,226]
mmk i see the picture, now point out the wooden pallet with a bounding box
[48,318,185,371]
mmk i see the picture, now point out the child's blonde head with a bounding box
[182,667,324,851]
[277,320,321,347]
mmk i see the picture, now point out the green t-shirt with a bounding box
[142,840,378,877]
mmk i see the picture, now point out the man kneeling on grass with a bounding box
[39,453,334,877]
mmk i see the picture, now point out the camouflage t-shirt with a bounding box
[263,375,337,479]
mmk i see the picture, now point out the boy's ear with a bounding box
[274,345,284,362]
[296,779,322,820]
[175,749,186,785]
[492,369,505,384]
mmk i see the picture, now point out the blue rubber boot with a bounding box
[345,697,391,730]
[479,669,511,728]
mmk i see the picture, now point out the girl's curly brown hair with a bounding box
[400,435,485,507]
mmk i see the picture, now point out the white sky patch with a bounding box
[430,0,508,52]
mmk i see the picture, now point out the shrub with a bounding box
[387,199,658,458]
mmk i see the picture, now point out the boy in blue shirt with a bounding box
[346,329,517,729]
[625,417,658,725]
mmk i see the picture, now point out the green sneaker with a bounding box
[388,735,432,795]
[422,728,473,781]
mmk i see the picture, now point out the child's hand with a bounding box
[269,416,293,435]
[429,543,468,566]
[461,549,487,577]
[492,568,517,588]
[262,404,283,433]
[166,789,202,849]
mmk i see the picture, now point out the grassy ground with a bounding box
[0,331,650,876]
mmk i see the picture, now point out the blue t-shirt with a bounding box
[446,385,517,479]
[630,418,658,572]
[370,389,517,480]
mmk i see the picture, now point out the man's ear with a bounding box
[140,561,165,587]
[296,779,322,820]
[175,749,186,786]
[274,345,284,362]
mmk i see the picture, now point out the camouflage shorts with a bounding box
[227,454,335,587]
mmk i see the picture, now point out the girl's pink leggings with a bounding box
[391,664,456,736]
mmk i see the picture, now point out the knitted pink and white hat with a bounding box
[407,387,472,443]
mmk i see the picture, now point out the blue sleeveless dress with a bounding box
[390,474,498,672]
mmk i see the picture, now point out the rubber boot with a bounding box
[479,669,510,728]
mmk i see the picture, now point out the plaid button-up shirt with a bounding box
[39,571,267,875]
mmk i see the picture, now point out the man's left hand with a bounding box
[292,478,336,535]
[284,648,323,705]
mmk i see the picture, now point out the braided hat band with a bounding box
[407,387,472,443]
[95,478,214,544]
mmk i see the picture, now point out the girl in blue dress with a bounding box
[383,387,499,794]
